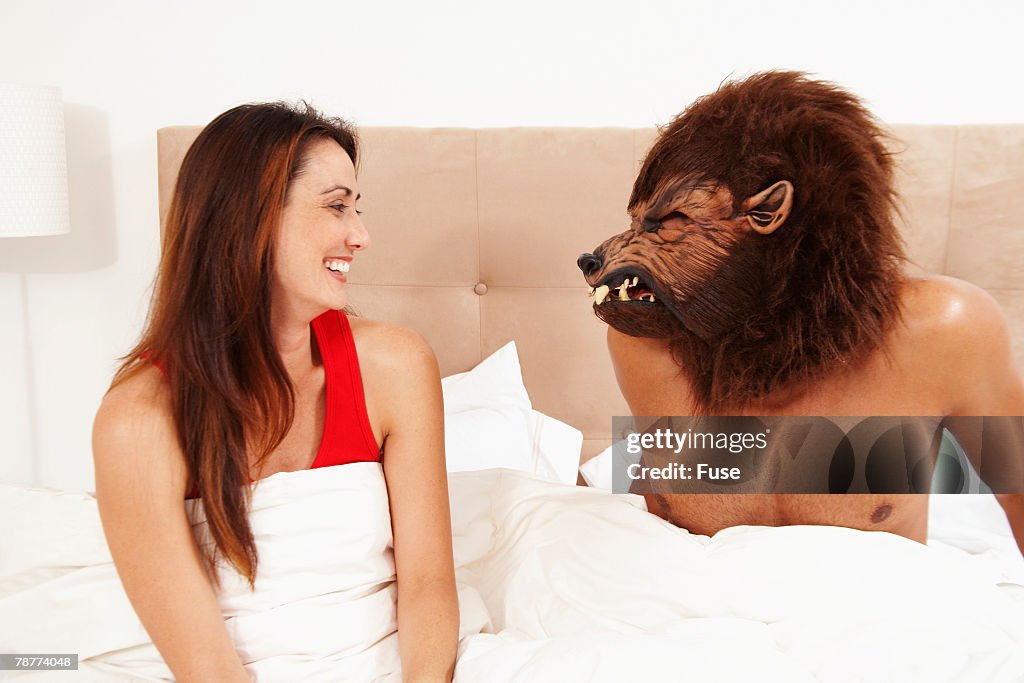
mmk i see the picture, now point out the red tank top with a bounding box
[309,309,381,467]
[161,310,381,499]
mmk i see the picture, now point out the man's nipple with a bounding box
[870,503,893,524]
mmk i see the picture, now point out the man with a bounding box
[577,71,1024,553]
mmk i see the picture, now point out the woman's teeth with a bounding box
[325,259,350,273]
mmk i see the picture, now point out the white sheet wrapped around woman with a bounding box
[3,464,1024,682]
[0,463,402,682]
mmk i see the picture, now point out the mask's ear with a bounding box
[741,180,793,235]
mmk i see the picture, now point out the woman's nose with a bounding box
[348,214,370,251]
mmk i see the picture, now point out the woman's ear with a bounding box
[742,180,794,235]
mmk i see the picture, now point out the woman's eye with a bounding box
[329,203,363,216]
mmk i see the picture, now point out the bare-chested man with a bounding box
[577,71,1024,553]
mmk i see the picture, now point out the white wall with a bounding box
[1,0,1022,491]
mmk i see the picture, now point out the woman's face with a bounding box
[272,137,368,325]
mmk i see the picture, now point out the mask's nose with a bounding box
[577,253,602,278]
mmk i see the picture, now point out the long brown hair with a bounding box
[112,102,358,585]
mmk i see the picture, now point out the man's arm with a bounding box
[934,279,1024,555]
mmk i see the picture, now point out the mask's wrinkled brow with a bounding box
[644,178,699,217]
[632,177,731,226]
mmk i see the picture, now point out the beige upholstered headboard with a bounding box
[157,125,1024,464]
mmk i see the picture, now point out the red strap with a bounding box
[310,309,381,467]
[183,310,381,499]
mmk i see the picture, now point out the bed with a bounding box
[1,124,1023,682]
[154,124,1024,463]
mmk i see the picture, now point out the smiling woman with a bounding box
[273,137,367,325]
[91,102,457,682]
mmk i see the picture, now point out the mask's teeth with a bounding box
[631,276,639,286]
[587,286,595,297]
[594,285,610,305]
[641,293,656,303]
[617,284,630,301]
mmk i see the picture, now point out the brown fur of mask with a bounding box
[580,71,907,413]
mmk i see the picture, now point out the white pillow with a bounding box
[578,444,613,491]
[441,341,531,413]
[441,342,582,485]
[443,406,535,475]
[0,484,111,598]
[526,409,584,487]
[578,440,641,491]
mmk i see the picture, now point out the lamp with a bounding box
[0,84,70,237]
[0,85,71,486]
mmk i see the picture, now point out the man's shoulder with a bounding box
[896,275,1022,414]
[898,275,1009,347]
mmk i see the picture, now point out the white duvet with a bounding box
[0,464,401,682]
[450,470,1024,682]
[2,464,1023,682]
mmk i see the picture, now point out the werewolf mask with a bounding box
[578,71,907,413]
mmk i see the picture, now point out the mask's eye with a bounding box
[643,211,688,233]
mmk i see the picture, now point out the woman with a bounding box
[92,102,458,682]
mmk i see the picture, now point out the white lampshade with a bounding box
[0,84,71,237]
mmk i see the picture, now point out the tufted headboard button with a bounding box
[473,282,488,296]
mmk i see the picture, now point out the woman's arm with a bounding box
[372,327,459,683]
[93,368,250,682]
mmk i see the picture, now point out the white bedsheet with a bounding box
[0,464,401,682]
[2,465,1023,682]
[449,469,1024,683]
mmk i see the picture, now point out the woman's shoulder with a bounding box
[346,317,441,436]
[93,365,186,486]
[346,316,438,373]
[96,365,172,427]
